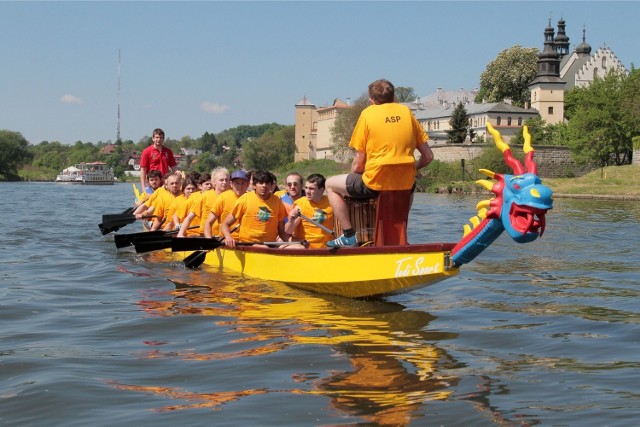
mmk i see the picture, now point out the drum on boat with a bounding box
[333,197,377,245]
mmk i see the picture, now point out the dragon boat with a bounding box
[109,124,553,299]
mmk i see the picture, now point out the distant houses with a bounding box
[294,18,628,162]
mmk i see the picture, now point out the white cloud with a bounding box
[60,94,83,104]
[201,101,230,114]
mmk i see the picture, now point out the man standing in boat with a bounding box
[139,128,178,194]
[325,79,434,247]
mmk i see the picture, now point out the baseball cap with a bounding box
[230,170,249,181]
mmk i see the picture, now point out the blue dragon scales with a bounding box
[451,123,554,267]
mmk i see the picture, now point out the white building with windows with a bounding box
[293,18,628,160]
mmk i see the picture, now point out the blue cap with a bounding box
[231,170,249,181]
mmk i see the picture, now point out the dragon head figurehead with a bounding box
[451,124,553,266]
[479,123,553,242]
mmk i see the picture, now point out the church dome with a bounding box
[576,41,592,55]
[575,27,592,56]
[555,19,569,43]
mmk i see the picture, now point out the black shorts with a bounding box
[345,173,416,199]
[345,173,378,199]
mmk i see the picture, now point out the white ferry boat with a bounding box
[55,162,115,185]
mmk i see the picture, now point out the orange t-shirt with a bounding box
[349,102,428,191]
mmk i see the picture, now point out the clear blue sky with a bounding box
[1,1,637,145]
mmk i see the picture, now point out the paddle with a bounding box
[133,234,177,253]
[99,214,156,235]
[172,237,306,252]
[115,229,175,249]
[179,238,307,269]
[182,250,209,269]
[179,224,241,269]
[114,226,199,249]
[297,212,335,235]
[98,206,136,234]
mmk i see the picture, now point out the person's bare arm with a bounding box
[203,212,219,238]
[415,143,434,170]
[139,166,148,194]
[176,212,195,237]
[221,214,237,248]
[351,150,366,174]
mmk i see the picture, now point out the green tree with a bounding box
[242,126,295,170]
[31,141,69,171]
[446,102,473,143]
[563,69,636,166]
[395,86,417,102]
[330,93,369,161]
[218,123,285,147]
[200,131,219,154]
[0,130,33,177]
[620,67,640,133]
[510,117,567,147]
[476,45,539,107]
[195,152,219,173]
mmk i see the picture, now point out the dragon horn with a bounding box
[487,122,525,175]
[522,125,538,175]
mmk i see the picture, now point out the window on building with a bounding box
[496,116,501,125]
[518,117,522,126]
[548,106,554,115]
[602,57,607,69]
[507,117,512,126]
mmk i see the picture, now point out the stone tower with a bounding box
[294,96,317,162]
[529,20,566,124]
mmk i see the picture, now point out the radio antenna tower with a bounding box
[116,48,121,142]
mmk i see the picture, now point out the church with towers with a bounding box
[294,18,628,162]
[530,18,628,125]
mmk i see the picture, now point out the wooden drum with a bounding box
[333,197,377,245]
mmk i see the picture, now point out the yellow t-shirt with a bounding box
[183,191,205,236]
[230,192,286,243]
[292,195,333,248]
[208,190,241,237]
[201,189,223,236]
[146,186,166,209]
[171,194,190,224]
[349,103,428,191]
[149,187,178,226]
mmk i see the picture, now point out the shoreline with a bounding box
[552,193,640,201]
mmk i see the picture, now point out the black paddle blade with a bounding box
[99,219,133,235]
[171,237,225,252]
[100,214,137,235]
[121,206,135,216]
[114,230,167,249]
[183,251,207,269]
[134,236,174,253]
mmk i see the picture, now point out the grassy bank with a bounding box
[278,160,640,199]
[544,165,640,198]
[13,160,640,200]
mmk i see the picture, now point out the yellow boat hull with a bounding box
[173,243,460,298]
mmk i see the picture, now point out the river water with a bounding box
[1,182,639,426]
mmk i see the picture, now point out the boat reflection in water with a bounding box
[109,266,461,424]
